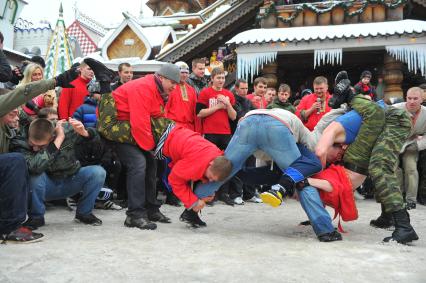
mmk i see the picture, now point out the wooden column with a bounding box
[261,62,278,88]
[383,54,404,100]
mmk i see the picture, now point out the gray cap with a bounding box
[156,63,180,83]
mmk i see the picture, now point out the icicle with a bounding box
[313,49,342,69]
[386,44,426,77]
[237,51,277,82]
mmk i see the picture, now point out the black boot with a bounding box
[83,58,115,93]
[383,209,419,244]
[370,204,394,229]
[179,209,206,228]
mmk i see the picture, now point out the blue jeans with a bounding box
[234,166,335,236]
[29,165,105,219]
[0,153,29,234]
[298,186,335,236]
[195,114,301,198]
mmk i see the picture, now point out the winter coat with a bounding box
[10,123,98,178]
[73,96,98,128]
[187,73,208,95]
[267,98,296,113]
[231,94,255,133]
[0,49,12,83]
[112,74,167,151]
[354,82,376,101]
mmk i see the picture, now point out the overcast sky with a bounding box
[20,0,153,27]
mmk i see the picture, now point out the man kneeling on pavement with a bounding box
[10,117,105,229]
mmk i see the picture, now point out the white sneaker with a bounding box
[233,197,244,205]
[95,200,123,210]
[247,196,263,203]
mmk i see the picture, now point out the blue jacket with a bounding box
[73,96,98,128]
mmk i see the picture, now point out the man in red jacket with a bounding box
[86,59,180,230]
[58,62,94,119]
[296,76,332,131]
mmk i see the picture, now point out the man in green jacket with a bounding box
[0,67,78,243]
[10,118,106,230]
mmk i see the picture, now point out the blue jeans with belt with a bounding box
[195,114,301,198]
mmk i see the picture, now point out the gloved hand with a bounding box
[54,67,79,88]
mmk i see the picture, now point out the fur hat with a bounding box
[156,63,180,83]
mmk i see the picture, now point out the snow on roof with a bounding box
[142,26,175,47]
[82,52,165,72]
[156,4,231,56]
[138,16,180,27]
[3,46,31,59]
[227,20,426,45]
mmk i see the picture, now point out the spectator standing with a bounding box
[246,77,268,109]
[58,61,94,119]
[111,62,133,91]
[354,70,377,101]
[187,58,208,95]
[267,84,296,113]
[296,76,332,131]
[393,87,426,209]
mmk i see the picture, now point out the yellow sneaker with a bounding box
[260,190,283,207]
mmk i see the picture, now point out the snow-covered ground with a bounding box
[1,199,425,283]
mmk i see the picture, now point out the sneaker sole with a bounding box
[260,192,282,207]
[2,236,45,244]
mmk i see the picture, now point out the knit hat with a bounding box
[301,88,313,97]
[156,63,180,83]
[175,61,189,73]
[360,70,372,79]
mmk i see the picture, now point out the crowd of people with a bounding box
[0,30,425,246]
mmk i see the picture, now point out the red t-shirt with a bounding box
[246,93,267,109]
[295,92,332,131]
[197,87,235,135]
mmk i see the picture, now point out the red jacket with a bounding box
[58,76,90,119]
[165,82,197,131]
[296,92,332,131]
[315,164,358,227]
[113,74,166,151]
[163,126,223,208]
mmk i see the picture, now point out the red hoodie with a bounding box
[113,74,166,151]
[163,126,223,208]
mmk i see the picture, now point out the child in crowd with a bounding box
[267,84,296,113]
[354,70,376,101]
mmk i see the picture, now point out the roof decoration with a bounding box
[74,7,107,36]
[14,18,51,32]
[67,21,97,56]
[44,3,74,79]
[257,0,407,25]
[227,19,426,45]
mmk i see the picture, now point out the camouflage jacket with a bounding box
[0,79,56,153]
[10,123,98,179]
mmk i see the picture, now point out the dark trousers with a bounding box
[115,143,160,218]
[0,153,29,235]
